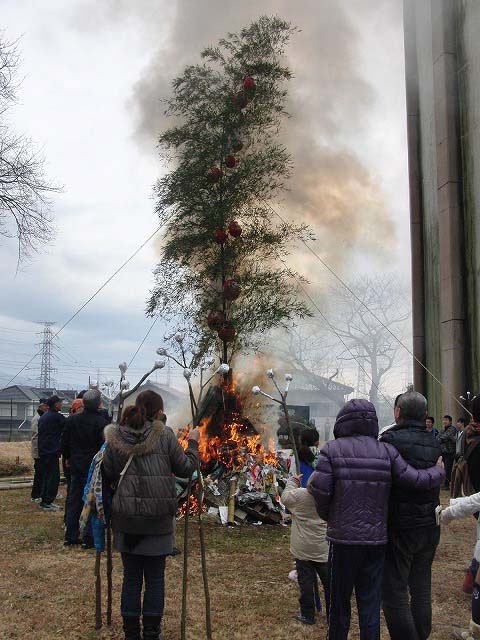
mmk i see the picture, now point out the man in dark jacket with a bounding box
[62,389,106,546]
[380,391,441,640]
[309,399,444,640]
[38,395,66,510]
[439,414,456,488]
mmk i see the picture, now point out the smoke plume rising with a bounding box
[71,0,400,276]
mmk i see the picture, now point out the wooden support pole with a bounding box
[94,550,102,630]
[106,527,113,626]
[282,400,300,473]
[227,476,237,525]
[180,476,192,640]
[197,460,213,639]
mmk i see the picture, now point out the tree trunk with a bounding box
[369,353,379,407]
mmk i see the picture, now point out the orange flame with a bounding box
[178,383,279,471]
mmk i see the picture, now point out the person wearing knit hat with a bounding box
[37,395,66,511]
[70,398,84,415]
[62,388,107,547]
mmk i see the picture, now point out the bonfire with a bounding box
[176,373,291,525]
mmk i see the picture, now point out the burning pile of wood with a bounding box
[176,383,291,525]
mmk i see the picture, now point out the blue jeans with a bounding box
[121,553,166,618]
[328,543,385,640]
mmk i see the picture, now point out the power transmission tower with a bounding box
[37,322,56,389]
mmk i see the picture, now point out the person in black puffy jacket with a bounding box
[62,389,106,546]
[380,391,442,640]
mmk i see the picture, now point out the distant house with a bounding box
[110,381,188,424]
[0,386,78,442]
[277,370,354,444]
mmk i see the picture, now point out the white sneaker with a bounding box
[40,502,61,511]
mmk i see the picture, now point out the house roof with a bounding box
[289,370,354,395]
[0,385,78,404]
[112,381,187,410]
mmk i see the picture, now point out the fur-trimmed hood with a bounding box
[104,420,165,456]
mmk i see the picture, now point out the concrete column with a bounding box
[403,0,427,395]
[431,0,466,414]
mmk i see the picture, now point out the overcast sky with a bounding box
[0,0,409,393]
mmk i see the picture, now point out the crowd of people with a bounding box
[29,387,480,640]
[294,391,480,640]
[31,389,109,546]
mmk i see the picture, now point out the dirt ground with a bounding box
[0,487,476,640]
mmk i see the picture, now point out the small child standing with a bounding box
[282,474,329,625]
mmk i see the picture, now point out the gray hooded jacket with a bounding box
[103,420,198,536]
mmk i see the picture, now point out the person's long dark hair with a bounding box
[298,427,320,464]
[121,390,164,429]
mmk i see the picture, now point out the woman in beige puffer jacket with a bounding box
[103,390,199,640]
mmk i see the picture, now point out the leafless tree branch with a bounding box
[0,34,60,264]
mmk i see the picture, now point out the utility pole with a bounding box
[36,321,56,389]
[9,398,13,442]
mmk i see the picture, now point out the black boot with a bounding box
[122,616,141,640]
[143,615,162,640]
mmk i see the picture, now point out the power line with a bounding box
[3,220,169,388]
[0,326,37,333]
[277,256,393,408]
[299,284,394,409]
[128,314,161,368]
[264,199,470,415]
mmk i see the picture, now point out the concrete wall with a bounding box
[404,0,476,418]
[458,1,480,391]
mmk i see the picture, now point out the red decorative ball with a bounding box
[225,156,236,169]
[223,278,241,301]
[218,321,236,342]
[207,167,222,183]
[214,229,227,244]
[228,221,242,238]
[243,76,256,91]
[231,138,243,153]
[207,310,225,330]
[232,91,249,110]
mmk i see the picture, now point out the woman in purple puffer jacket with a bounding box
[308,399,444,640]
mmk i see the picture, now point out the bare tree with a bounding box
[0,35,59,263]
[329,273,411,406]
[277,320,342,379]
[274,320,354,409]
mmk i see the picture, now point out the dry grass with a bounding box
[0,488,475,639]
[0,442,33,477]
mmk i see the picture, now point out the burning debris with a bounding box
[176,374,294,526]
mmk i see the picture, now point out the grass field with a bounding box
[0,442,33,477]
[0,486,476,640]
